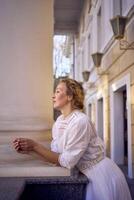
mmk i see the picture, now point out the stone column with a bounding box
[0,0,54,169]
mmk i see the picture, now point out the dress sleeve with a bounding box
[59,117,90,169]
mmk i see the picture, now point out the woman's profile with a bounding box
[13,78,132,200]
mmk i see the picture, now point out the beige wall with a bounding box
[0,0,54,132]
[0,0,54,169]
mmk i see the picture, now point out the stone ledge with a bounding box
[0,166,71,177]
[0,173,89,200]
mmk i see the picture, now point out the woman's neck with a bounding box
[61,106,75,119]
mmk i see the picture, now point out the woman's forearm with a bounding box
[33,143,60,165]
[13,138,60,165]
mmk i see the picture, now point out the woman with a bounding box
[13,78,132,200]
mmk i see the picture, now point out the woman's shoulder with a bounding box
[55,114,63,122]
[55,110,89,125]
[75,110,88,118]
[70,111,89,124]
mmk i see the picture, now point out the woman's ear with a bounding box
[67,95,73,102]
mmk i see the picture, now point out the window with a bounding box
[88,35,91,68]
[88,104,92,121]
[97,7,102,50]
[97,98,104,140]
[113,0,133,16]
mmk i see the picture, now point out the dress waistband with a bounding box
[77,155,105,171]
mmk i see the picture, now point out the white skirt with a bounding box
[81,157,132,200]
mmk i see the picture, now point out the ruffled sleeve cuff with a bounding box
[58,154,72,169]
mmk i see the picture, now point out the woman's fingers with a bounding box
[13,138,32,155]
[13,141,20,149]
[19,140,32,149]
[17,149,28,154]
[13,138,35,151]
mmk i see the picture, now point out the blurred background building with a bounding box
[54,0,134,179]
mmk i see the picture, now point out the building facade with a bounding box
[74,0,134,178]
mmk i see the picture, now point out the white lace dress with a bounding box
[51,110,132,200]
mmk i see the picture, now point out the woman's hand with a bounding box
[13,138,38,153]
[13,138,60,165]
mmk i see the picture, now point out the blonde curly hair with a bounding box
[59,78,84,110]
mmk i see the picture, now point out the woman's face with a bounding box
[53,82,72,110]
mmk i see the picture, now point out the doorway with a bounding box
[112,86,128,165]
[123,90,128,165]
[110,74,132,178]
